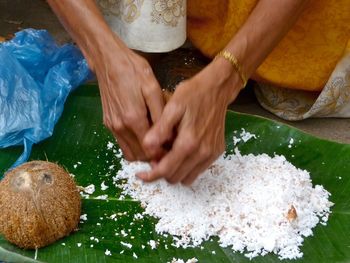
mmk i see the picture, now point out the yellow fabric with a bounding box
[187,0,350,91]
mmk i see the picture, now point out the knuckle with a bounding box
[185,142,197,154]
[144,83,159,98]
[200,145,212,159]
[151,82,160,93]
[122,112,141,129]
[188,139,199,152]
[140,60,152,75]
[179,133,198,154]
[111,121,125,133]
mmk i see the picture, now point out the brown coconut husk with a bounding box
[0,161,81,249]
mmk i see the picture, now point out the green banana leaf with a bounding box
[0,85,349,263]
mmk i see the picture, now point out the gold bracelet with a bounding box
[215,50,247,88]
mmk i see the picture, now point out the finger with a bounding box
[122,130,148,161]
[143,102,184,157]
[150,147,168,162]
[103,115,140,161]
[122,109,150,149]
[168,142,214,184]
[114,134,135,161]
[166,153,203,184]
[110,120,148,161]
[137,130,198,182]
[182,158,214,186]
[142,77,165,123]
[136,146,185,183]
[120,106,151,160]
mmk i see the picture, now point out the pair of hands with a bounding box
[96,45,242,185]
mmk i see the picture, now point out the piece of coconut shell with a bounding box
[0,161,81,249]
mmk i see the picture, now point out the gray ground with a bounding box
[1,0,349,144]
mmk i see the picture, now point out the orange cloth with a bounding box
[187,0,350,91]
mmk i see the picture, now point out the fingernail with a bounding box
[144,133,158,148]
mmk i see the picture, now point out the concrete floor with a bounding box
[1,0,350,144]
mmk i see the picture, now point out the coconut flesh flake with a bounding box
[112,131,333,260]
[233,128,257,146]
[169,258,198,263]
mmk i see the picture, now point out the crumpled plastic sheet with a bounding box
[0,29,92,169]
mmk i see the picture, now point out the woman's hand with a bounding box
[47,0,165,162]
[137,58,243,185]
[134,0,309,181]
[95,40,165,161]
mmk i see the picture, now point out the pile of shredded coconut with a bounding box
[112,136,333,260]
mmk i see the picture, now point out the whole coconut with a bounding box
[0,161,81,249]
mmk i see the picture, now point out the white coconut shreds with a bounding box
[233,128,257,145]
[112,148,333,260]
[168,258,198,263]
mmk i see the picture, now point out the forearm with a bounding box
[47,0,126,71]
[222,0,309,85]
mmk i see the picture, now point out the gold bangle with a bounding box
[215,50,247,88]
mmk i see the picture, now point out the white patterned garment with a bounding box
[255,47,350,120]
[96,0,186,52]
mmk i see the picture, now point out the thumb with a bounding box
[143,102,184,157]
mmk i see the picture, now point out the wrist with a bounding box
[211,57,244,104]
[47,0,127,72]
[67,6,128,73]
[82,30,128,72]
[215,50,247,87]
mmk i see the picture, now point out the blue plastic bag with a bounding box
[0,29,92,169]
